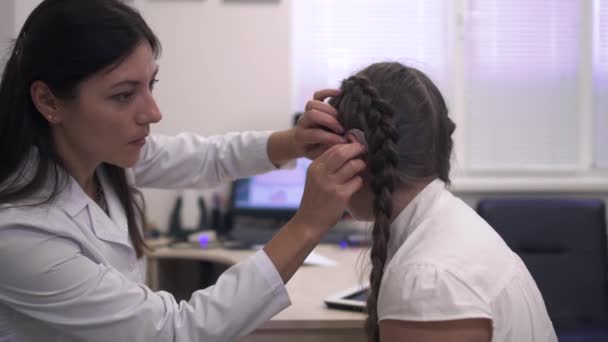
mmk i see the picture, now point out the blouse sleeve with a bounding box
[377,263,492,323]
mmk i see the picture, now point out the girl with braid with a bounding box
[330,62,556,342]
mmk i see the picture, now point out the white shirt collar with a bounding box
[386,178,447,262]
[10,149,133,249]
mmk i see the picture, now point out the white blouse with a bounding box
[377,179,557,342]
[0,132,291,342]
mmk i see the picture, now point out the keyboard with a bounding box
[228,223,368,246]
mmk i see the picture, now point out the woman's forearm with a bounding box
[263,219,321,284]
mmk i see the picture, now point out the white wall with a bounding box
[1,0,41,71]
[142,0,291,136]
[14,0,40,35]
[0,0,15,68]
[139,0,291,230]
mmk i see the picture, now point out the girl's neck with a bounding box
[390,181,431,222]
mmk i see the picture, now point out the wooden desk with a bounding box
[146,241,369,342]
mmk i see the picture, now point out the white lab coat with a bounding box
[0,132,291,342]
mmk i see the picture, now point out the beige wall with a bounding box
[139,0,292,230]
[1,0,40,70]
[14,0,40,35]
[0,0,15,69]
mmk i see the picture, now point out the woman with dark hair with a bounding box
[0,1,366,341]
[330,62,557,342]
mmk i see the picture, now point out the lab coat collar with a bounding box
[57,178,88,217]
[56,167,132,249]
[91,168,131,249]
[13,149,132,249]
[387,178,446,261]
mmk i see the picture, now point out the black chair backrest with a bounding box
[477,198,608,331]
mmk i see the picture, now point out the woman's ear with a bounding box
[30,81,62,124]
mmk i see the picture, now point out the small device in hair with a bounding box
[346,128,368,151]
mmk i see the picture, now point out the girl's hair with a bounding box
[0,0,162,257]
[329,62,456,342]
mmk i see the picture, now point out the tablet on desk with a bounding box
[324,284,369,312]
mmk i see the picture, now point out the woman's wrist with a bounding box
[267,129,300,167]
[263,218,323,284]
[286,213,326,244]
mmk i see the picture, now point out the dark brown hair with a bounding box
[329,62,455,341]
[0,0,161,257]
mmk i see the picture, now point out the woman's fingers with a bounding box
[340,175,364,199]
[318,143,366,174]
[304,100,339,118]
[302,144,329,160]
[333,158,366,184]
[298,108,344,134]
[295,127,346,147]
[312,88,341,102]
[292,88,345,160]
[295,143,365,231]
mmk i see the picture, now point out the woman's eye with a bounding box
[149,79,159,91]
[112,92,134,103]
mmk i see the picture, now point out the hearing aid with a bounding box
[345,128,368,151]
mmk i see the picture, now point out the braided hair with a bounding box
[329,62,456,342]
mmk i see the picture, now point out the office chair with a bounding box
[477,198,608,341]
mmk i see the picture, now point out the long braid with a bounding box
[335,75,400,342]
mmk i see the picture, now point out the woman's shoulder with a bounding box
[0,201,60,229]
[0,201,82,262]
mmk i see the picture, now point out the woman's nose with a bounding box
[136,92,163,124]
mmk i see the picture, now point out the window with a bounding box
[291,0,451,111]
[463,0,582,171]
[292,0,606,181]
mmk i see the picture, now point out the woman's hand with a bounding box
[268,89,347,167]
[294,89,347,160]
[291,142,366,240]
[263,142,366,283]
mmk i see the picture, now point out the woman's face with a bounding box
[53,42,162,169]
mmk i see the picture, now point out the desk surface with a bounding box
[147,241,369,330]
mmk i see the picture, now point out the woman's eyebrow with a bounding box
[110,66,159,89]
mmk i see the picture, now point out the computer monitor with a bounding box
[229,158,312,220]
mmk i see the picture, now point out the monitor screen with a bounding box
[230,158,312,216]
